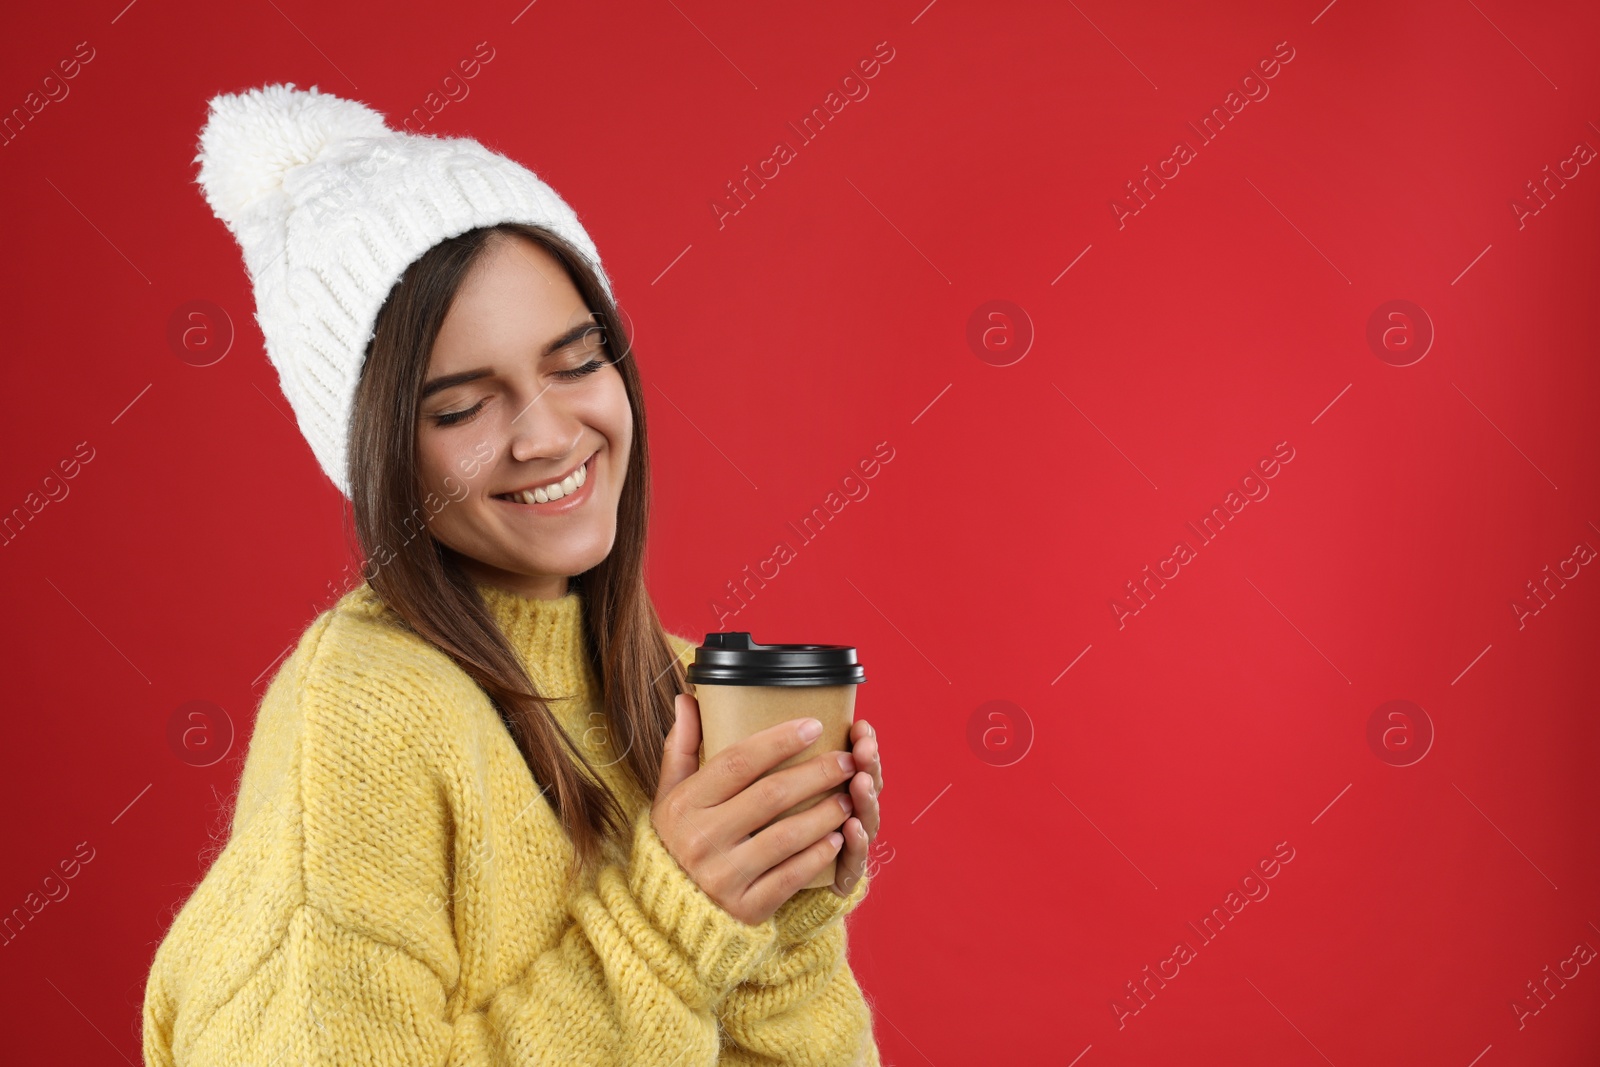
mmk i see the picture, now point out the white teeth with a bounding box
[502,456,591,504]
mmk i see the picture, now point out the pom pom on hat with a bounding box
[195,83,388,236]
[192,82,613,500]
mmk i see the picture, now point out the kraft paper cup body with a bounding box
[695,682,857,889]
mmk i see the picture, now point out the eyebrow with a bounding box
[420,320,600,401]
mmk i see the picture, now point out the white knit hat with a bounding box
[193,82,615,499]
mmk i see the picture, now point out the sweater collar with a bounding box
[470,578,643,826]
[472,578,596,702]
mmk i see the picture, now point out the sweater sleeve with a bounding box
[165,634,784,1066]
[178,810,783,1066]
[714,874,878,1065]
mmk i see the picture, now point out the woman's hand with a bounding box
[831,718,883,897]
[652,693,860,926]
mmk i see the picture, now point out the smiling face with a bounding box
[415,232,632,600]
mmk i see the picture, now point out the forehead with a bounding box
[430,235,590,366]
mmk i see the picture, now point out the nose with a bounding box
[507,391,584,467]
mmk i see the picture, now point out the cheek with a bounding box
[596,372,634,452]
[415,430,474,495]
[414,432,444,488]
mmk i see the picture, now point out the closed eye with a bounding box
[431,357,609,427]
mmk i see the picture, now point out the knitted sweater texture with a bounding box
[141,580,874,1066]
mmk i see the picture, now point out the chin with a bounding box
[523,535,615,581]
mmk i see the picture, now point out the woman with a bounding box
[141,84,885,1066]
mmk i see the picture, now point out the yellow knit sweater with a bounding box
[141,579,874,1066]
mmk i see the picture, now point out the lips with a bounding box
[493,450,597,509]
[489,451,598,502]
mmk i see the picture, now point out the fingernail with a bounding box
[837,793,854,814]
[827,831,844,849]
[798,719,823,742]
[836,752,856,773]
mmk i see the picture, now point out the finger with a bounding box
[851,718,872,744]
[731,784,853,878]
[686,715,826,810]
[742,826,846,917]
[720,745,857,840]
[850,771,880,840]
[851,733,883,798]
[656,693,703,804]
[833,817,867,896]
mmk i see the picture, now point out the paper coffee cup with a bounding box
[687,633,866,890]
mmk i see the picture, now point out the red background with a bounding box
[3,0,1598,1063]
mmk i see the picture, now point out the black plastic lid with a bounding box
[687,632,866,687]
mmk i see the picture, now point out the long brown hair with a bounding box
[345,222,685,893]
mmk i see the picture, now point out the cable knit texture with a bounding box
[141,579,874,1066]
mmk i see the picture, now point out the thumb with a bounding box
[656,693,702,803]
